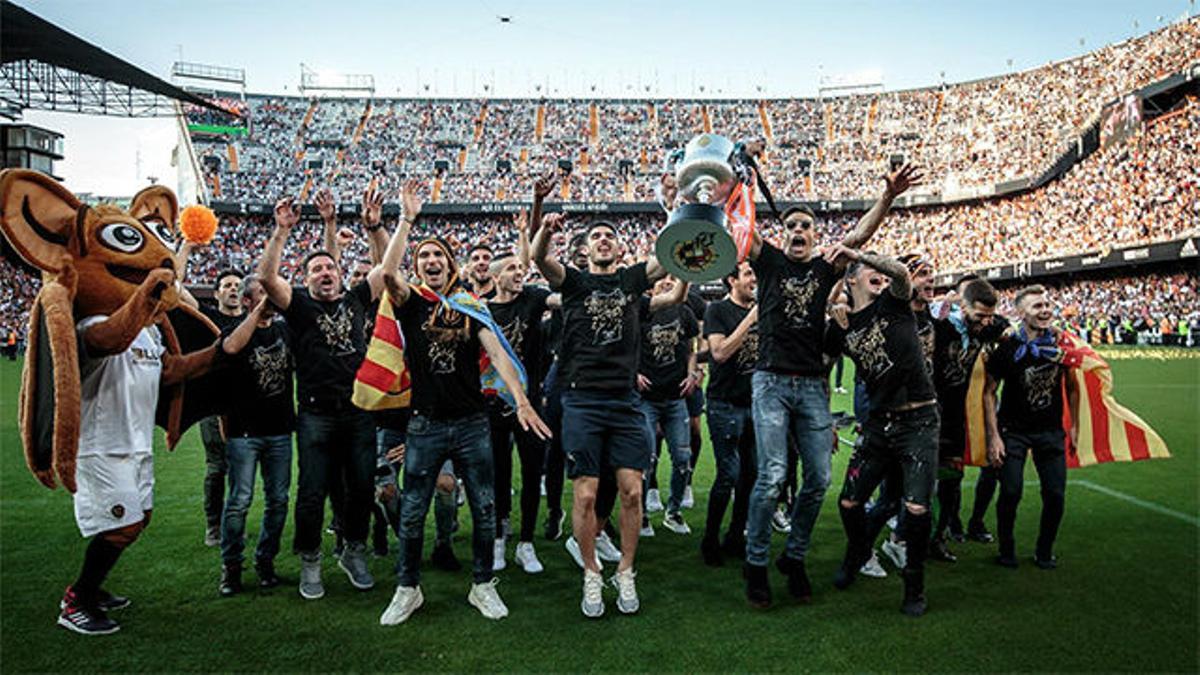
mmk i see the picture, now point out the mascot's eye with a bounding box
[98,223,145,253]
[142,218,175,248]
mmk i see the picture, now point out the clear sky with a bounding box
[14,0,1195,195]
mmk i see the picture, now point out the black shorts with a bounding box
[840,405,939,508]
[561,389,651,479]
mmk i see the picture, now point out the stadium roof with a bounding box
[0,0,235,118]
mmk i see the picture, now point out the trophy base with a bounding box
[655,203,738,283]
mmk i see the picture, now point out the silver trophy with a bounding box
[655,133,739,282]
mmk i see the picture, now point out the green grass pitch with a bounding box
[1,351,1196,672]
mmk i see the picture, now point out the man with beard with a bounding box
[216,274,294,596]
[466,244,497,299]
[487,250,561,573]
[825,247,938,618]
[700,261,759,566]
[378,182,551,625]
[743,163,923,608]
[928,276,1006,562]
[259,196,385,600]
[197,269,245,547]
[985,286,1077,570]
[532,212,680,618]
[636,276,698,535]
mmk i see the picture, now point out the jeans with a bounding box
[220,434,292,565]
[996,429,1067,560]
[705,399,755,541]
[201,416,227,528]
[396,413,495,586]
[377,428,457,544]
[746,372,833,566]
[489,405,545,542]
[637,397,691,514]
[292,408,376,554]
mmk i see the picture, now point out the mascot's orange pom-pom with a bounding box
[179,205,218,244]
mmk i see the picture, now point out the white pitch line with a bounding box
[1069,479,1200,527]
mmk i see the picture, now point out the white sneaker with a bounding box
[581,569,605,618]
[611,568,640,614]
[515,542,544,574]
[835,386,848,394]
[681,486,695,510]
[859,550,888,578]
[468,578,509,620]
[645,489,664,513]
[380,585,423,625]
[882,538,908,569]
[492,538,507,572]
[640,521,656,538]
[596,531,622,563]
[565,536,601,571]
[662,511,691,535]
[771,507,792,533]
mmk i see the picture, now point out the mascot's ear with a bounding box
[0,169,83,274]
[129,184,179,229]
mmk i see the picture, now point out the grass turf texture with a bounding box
[0,351,1196,672]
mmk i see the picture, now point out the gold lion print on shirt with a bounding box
[250,337,290,397]
[501,316,528,358]
[781,273,819,328]
[316,305,357,356]
[647,318,684,366]
[846,319,894,380]
[1022,362,1061,411]
[736,327,760,374]
[585,288,631,346]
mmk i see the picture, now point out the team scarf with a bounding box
[961,329,1170,468]
[353,284,527,411]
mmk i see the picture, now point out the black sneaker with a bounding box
[255,559,283,589]
[948,517,966,543]
[929,537,958,563]
[544,510,565,541]
[219,564,243,597]
[58,589,120,636]
[996,553,1019,569]
[430,541,462,572]
[900,569,927,618]
[721,532,746,560]
[743,562,772,609]
[332,533,345,560]
[966,520,995,543]
[700,535,723,567]
[832,547,867,590]
[1034,555,1058,570]
[60,587,130,613]
[775,555,812,602]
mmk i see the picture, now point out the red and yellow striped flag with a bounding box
[962,332,1170,468]
[352,291,412,411]
[1057,332,1170,468]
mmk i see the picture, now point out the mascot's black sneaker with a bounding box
[58,588,120,636]
[59,586,130,612]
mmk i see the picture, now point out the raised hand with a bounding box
[315,187,336,223]
[822,242,861,266]
[362,185,384,227]
[274,197,300,230]
[336,227,356,249]
[511,208,529,233]
[533,171,557,201]
[884,162,926,198]
[400,179,424,222]
[541,212,566,234]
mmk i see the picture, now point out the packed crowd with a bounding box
[188,18,1198,204]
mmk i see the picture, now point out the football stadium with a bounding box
[0,1,1196,671]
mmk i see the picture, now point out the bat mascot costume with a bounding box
[0,169,226,635]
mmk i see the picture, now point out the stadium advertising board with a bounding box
[934,236,1198,286]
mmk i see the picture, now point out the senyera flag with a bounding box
[961,331,1170,468]
[353,285,526,412]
